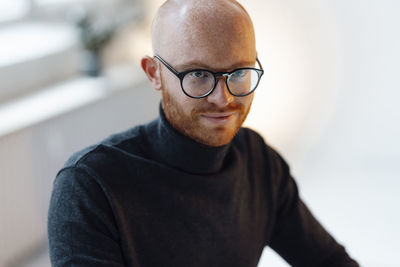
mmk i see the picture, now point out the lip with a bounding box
[201,112,236,123]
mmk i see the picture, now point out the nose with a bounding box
[206,76,234,106]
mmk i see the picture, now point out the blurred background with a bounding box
[0,0,398,266]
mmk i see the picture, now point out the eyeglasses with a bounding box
[154,54,264,99]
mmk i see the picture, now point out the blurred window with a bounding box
[0,0,96,24]
[36,0,92,4]
[0,0,143,103]
[0,0,83,102]
[0,0,30,22]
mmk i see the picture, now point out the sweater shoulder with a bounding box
[238,127,265,144]
[61,123,149,172]
[236,127,279,157]
[236,127,291,178]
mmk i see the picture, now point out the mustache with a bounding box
[192,102,245,114]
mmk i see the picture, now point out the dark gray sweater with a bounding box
[48,108,359,267]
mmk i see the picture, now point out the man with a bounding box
[48,0,359,266]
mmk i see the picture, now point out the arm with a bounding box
[269,156,359,267]
[48,166,126,267]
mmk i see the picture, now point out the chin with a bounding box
[190,126,238,147]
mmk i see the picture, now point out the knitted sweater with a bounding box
[48,108,359,267]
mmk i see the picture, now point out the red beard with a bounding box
[161,89,250,147]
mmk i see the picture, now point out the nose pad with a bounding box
[207,76,234,105]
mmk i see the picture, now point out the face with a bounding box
[150,3,257,147]
[161,69,254,147]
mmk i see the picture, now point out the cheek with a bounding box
[162,76,195,115]
[161,72,181,100]
[240,94,254,110]
[176,96,194,115]
[161,70,179,92]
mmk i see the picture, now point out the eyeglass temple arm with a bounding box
[154,54,180,76]
[256,57,264,71]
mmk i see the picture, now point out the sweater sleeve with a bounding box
[268,154,359,267]
[47,166,126,267]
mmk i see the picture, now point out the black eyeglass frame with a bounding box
[154,54,264,99]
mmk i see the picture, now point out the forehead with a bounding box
[172,25,255,69]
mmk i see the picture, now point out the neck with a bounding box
[144,105,232,174]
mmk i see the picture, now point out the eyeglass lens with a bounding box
[182,69,260,97]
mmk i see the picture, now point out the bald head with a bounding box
[152,0,256,67]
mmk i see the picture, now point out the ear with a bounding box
[141,56,162,91]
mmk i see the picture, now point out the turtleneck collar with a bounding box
[144,105,232,175]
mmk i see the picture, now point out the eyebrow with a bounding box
[175,60,256,72]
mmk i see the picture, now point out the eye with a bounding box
[231,69,246,77]
[191,71,206,78]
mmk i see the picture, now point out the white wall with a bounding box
[244,0,400,169]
